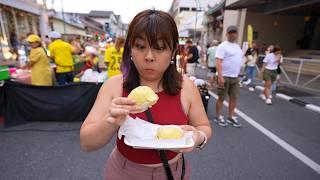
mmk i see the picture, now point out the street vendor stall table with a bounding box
[0,80,102,127]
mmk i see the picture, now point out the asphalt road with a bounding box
[0,87,320,180]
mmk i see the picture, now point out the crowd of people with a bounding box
[192,26,283,128]
[1,8,286,180]
[7,32,126,86]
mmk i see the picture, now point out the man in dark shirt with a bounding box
[184,39,199,76]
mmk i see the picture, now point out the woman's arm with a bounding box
[80,75,141,152]
[180,76,212,151]
[80,76,121,151]
[216,58,224,87]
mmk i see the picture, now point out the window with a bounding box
[179,7,189,12]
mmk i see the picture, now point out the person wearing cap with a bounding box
[104,36,125,78]
[23,34,53,86]
[214,25,243,128]
[48,31,75,85]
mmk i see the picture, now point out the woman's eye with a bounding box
[154,46,166,51]
[135,44,145,49]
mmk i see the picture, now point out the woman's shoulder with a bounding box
[100,75,123,97]
[181,75,197,97]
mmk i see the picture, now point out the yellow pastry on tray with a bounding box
[128,86,159,112]
[156,126,183,139]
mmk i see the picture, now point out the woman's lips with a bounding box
[144,68,155,72]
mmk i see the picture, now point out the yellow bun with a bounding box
[128,86,159,111]
[156,126,183,139]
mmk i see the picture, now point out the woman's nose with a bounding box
[145,48,155,62]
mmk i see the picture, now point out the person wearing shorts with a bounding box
[207,40,219,84]
[260,46,282,105]
[214,26,243,128]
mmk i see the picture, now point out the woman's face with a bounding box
[29,42,40,49]
[131,35,173,81]
[274,50,282,56]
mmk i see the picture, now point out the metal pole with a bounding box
[61,0,66,34]
[194,0,199,41]
[295,59,304,85]
[302,74,320,87]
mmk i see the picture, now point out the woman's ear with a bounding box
[172,46,179,59]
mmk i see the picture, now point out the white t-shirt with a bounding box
[215,41,243,78]
[263,53,281,70]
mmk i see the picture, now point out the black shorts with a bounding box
[277,65,282,74]
[208,67,216,73]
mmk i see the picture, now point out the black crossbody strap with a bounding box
[181,154,185,180]
[159,150,174,180]
[145,109,154,123]
[145,109,174,180]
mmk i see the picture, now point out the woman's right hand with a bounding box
[105,97,142,127]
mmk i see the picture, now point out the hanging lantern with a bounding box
[304,16,311,22]
[273,21,278,27]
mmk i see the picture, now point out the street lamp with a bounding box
[194,0,204,41]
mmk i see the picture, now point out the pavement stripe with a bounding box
[306,104,320,113]
[208,90,320,175]
[251,86,320,114]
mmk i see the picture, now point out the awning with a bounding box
[206,0,226,15]
[225,0,263,10]
[0,0,41,15]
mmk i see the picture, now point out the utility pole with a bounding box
[194,0,201,41]
[61,0,66,34]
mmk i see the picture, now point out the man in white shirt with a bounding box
[214,25,243,128]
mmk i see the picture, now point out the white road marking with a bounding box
[306,104,320,114]
[275,93,294,101]
[209,90,320,175]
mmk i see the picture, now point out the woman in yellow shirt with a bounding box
[24,34,53,86]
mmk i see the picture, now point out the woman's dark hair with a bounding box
[273,45,282,53]
[121,9,182,95]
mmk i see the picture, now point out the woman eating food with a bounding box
[80,9,212,180]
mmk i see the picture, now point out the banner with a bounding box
[247,24,253,48]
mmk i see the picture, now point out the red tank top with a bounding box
[117,90,189,164]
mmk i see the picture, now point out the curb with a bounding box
[254,85,320,114]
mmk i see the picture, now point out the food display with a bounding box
[156,126,184,139]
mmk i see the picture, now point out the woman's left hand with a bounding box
[175,125,203,153]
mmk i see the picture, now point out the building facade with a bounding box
[0,0,49,61]
[224,0,320,54]
[88,10,125,38]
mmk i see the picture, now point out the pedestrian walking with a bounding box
[207,40,219,85]
[80,9,211,180]
[260,46,282,105]
[243,41,259,91]
[214,25,243,128]
[48,32,75,85]
[184,39,199,77]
